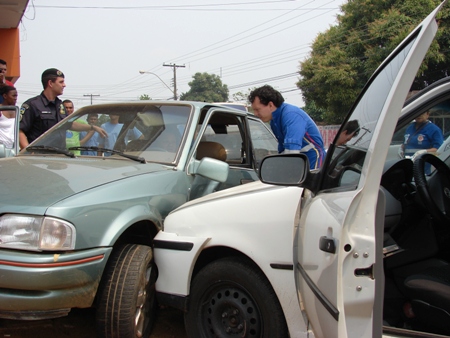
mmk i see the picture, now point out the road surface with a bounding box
[0,306,186,338]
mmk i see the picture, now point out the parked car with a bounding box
[0,101,280,337]
[153,3,449,337]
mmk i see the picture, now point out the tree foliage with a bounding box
[139,94,151,100]
[180,72,229,102]
[232,88,256,105]
[298,0,450,124]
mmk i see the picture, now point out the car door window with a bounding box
[199,112,247,166]
[322,39,417,191]
[195,111,259,190]
[248,118,278,169]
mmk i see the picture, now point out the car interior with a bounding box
[330,99,450,336]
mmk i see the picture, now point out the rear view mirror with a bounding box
[259,154,308,185]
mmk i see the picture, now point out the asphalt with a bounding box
[0,307,186,338]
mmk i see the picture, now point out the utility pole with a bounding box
[163,63,185,100]
[83,94,100,105]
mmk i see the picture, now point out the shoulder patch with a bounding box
[19,104,29,121]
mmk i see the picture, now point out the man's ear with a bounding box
[268,101,277,111]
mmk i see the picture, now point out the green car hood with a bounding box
[0,156,169,213]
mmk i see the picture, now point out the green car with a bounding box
[0,101,278,337]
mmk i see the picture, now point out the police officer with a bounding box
[19,68,106,149]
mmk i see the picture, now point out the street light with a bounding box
[138,71,175,100]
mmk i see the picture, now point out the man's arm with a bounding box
[19,130,29,150]
[72,121,107,138]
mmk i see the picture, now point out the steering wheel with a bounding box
[413,153,450,224]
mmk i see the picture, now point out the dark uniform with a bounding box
[19,92,67,144]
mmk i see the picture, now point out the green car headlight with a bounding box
[0,215,76,251]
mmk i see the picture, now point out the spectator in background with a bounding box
[0,59,14,104]
[97,113,141,156]
[79,113,99,155]
[0,85,18,148]
[63,99,82,155]
[248,85,325,169]
[400,108,443,162]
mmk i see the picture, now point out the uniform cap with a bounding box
[41,68,64,79]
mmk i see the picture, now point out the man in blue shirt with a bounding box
[79,113,100,156]
[97,113,142,156]
[249,85,325,169]
[402,110,443,159]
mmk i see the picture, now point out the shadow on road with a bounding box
[0,306,186,337]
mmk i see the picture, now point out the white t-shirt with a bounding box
[0,113,15,148]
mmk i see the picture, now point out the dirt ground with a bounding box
[0,306,186,338]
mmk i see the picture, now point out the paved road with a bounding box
[0,306,187,338]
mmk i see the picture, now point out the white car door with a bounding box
[295,3,445,338]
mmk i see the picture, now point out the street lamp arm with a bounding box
[138,71,174,94]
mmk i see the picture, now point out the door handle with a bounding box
[319,236,337,254]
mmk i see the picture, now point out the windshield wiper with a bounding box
[68,146,146,163]
[26,145,76,158]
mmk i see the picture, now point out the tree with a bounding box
[298,0,449,124]
[180,72,228,102]
[140,94,151,100]
[232,88,256,105]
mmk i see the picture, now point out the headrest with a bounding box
[196,141,227,161]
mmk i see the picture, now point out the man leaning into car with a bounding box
[249,85,325,169]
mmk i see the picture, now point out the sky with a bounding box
[14,0,347,110]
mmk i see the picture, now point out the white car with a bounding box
[154,2,449,337]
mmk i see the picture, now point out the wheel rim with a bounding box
[200,284,262,337]
[134,265,154,338]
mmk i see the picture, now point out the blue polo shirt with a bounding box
[270,102,325,169]
[404,121,443,157]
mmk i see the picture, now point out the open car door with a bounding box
[295,3,446,338]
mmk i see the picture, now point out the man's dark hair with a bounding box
[0,59,6,66]
[0,85,15,96]
[343,120,360,136]
[41,68,64,88]
[62,99,73,105]
[248,85,285,107]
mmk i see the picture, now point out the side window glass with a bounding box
[323,35,418,191]
[248,119,278,168]
[197,113,247,165]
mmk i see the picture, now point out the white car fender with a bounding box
[154,232,211,296]
[155,181,310,336]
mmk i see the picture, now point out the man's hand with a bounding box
[411,149,427,161]
[92,125,107,138]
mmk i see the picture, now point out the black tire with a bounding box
[96,244,157,338]
[184,257,288,338]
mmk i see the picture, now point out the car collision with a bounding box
[0,100,279,337]
[153,2,450,337]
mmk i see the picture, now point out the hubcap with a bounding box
[201,285,261,337]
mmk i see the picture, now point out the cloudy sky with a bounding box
[14,0,346,109]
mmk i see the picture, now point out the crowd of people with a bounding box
[1,59,446,170]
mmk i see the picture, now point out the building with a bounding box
[0,0,29,84]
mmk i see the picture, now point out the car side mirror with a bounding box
[193,157,229,183]
[259,154,309,186]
